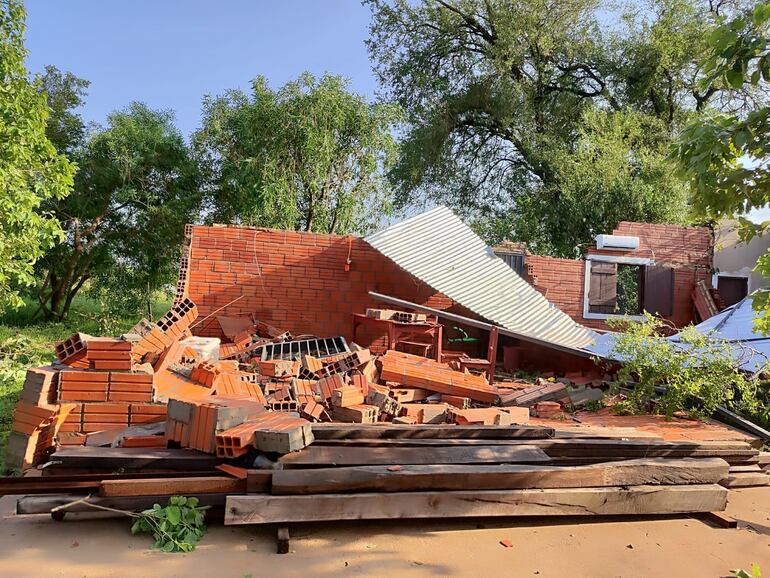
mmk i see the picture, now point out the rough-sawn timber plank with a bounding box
[270,458,729,494]
[310,424,554,440]
[278,444,551,467]
[99,476,246,497]
[17,493,228,516]
[225,484,728,525]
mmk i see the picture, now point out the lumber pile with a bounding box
[10,428,748,525]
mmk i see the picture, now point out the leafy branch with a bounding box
[53,495,209,553]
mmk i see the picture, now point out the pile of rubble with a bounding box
[6,300,612,469]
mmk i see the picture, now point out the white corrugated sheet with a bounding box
[366,206,597,350]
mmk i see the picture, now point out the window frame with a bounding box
[713,272,750,307]
[582,255,653,321]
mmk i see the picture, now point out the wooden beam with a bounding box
[310,424,554,440]
[50,447,219,471]
[270,458,729,495]
[307,438,754,453]
[698,511,738,528]
[99,476,245,497]
[276,527,290,554]
[719,471,770,487]
[278,444,551,468]
[245,470,273,493]
[17,493,228,516]
[225,484,728,525]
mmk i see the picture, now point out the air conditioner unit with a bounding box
[595,234,640,250]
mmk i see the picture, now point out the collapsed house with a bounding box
[3,207,769,541]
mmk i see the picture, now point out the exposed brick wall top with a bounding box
[183,225,463,347]
[586,221,713,271]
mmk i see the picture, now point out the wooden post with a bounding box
[486,326,498,385]
[276,526,290,554]
[435,324,443,362]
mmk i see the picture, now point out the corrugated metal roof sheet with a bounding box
[366,206,597,350]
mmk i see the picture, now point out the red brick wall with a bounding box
[524,255,594,326]
[184,225,463,350]
[525,222,712,331]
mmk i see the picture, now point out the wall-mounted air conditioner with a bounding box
[595,234,640,250]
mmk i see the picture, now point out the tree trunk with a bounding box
[146,279,153,320]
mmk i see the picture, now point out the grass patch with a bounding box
[0,294,171,473]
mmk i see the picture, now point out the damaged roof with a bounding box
[672,292,770,374]
[366,206,597,351]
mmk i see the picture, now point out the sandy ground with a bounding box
[0,488,768,578]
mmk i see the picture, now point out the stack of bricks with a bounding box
[6,402,64,468]
[58,370,153,403]
[165,396,266,454]
[60,402,167,434]
[216,411,313,456]
[133,298,199,360]
[314,349,371,379]
[213,373,268,404]
[87,338,132,371]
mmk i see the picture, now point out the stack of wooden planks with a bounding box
[222,424,746,525]
[8,422,765,537]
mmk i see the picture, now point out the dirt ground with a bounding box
[0,487,768,578]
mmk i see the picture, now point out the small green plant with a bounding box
[732,563,761,578]
[582,399,605,412]
[608,314,758,419]
[130,496,209,552]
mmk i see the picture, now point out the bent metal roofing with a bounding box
[366,206,598,351]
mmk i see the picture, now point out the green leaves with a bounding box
[608,314,758,419]
[672,4,770,334]
[725,68,744,88]
[366,0,727,255]
[195,73,401,236]
[732,563,763,578]
[0,1,73,310]
[130,496,209,553]
[36,100,202,321]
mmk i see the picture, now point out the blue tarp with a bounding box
[584,291,769,374]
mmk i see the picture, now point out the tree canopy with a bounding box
[195,72,402,235]
[366,0,762,256]
[674,2,770,331]
[37,99,202,320]
[0,0,73,309]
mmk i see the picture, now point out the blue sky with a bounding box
[24,0,377,138]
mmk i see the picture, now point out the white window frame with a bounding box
[712,271,751,295]
[582,255,653,321]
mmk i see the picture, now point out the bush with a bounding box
[608,314,758,419]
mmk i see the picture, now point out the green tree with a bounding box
[608,314,757,419]
[36,102,202,321]
[195,73,401,234]
[0,0,73,309]
[673,2,770,331]
[38,65,90,154]
[366,0,758,256]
